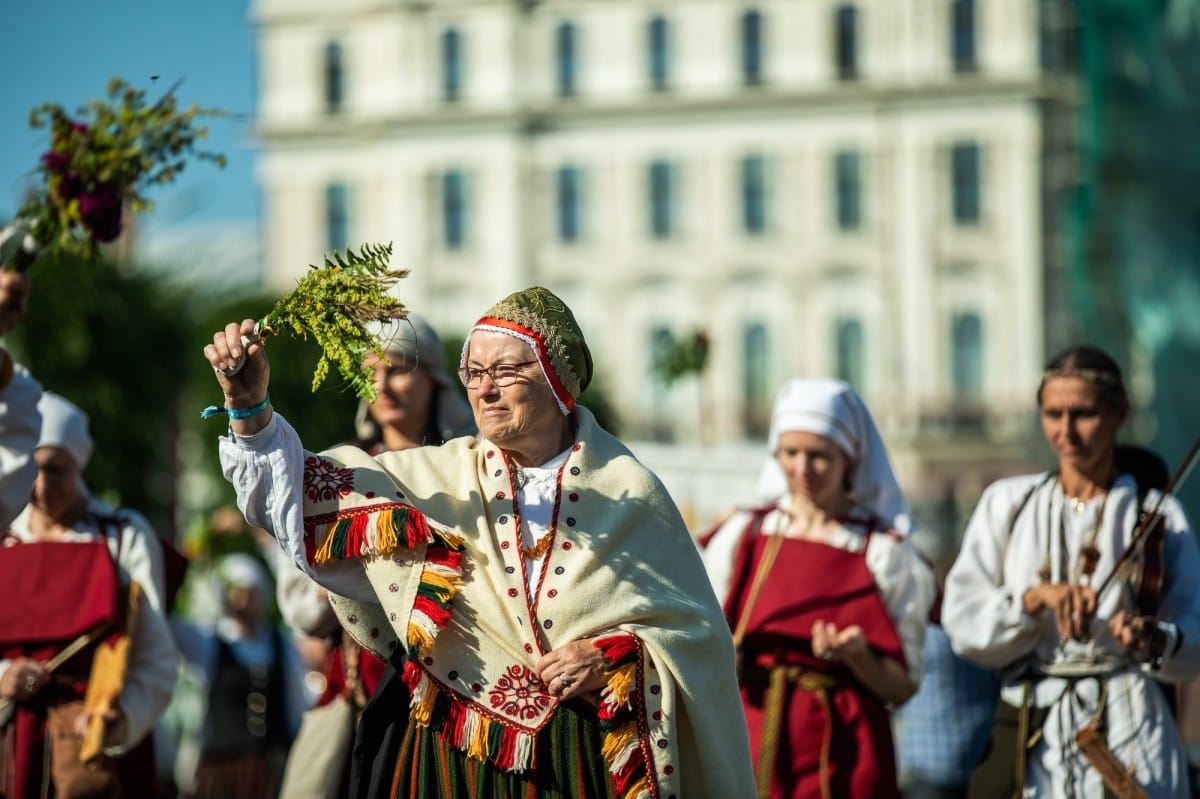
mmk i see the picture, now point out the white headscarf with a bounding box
[755,378,914,534]
[353,313,476,443]
[218,552,271,597]
[36,391,93,469]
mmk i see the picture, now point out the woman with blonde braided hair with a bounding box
[701,378,936,799]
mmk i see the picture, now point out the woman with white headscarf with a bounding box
[701,378,936,799]
[0,391,177,798]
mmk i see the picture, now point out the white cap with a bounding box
[36,391,93,469]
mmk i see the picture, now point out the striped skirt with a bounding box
[388,699,617,799]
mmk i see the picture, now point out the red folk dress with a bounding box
[724,514,907,799]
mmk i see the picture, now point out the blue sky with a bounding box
[0,1,259,234]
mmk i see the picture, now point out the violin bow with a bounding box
[1094,434,1200,600]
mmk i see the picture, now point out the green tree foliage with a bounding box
[652,329,710,386]
[7,250,188,535]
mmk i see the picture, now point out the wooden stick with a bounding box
[0,620,112,724]
[1094,434,1200,601]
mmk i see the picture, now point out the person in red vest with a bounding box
[701,378,936,799]
[0,391,177,798]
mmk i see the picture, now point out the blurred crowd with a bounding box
[2,268,1199,799]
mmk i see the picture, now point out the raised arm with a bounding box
[204,319,375,603]
[203,318,273,436]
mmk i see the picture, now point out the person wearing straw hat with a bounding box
[701,377,936,799]
[205,286,754,799]
[0,391,177,797]
[942,345,1200,799]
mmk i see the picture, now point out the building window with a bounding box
[556,21,578,98]
[442,170,468,249]
[648,326,675,441]
[951,312,983,397]
[741,9,764,86]
[648,15,670,91]
[556,165,583,244]
[325,183,349,253]
[648,160,675,239]
[951,142,981,225]
[324,41,345,114]
[835,317,864,390]
[951,0,977,73]
[742,323,770,437]
[741,155,767,235]
[441,27,463,102]
[834,5,858,81]
[834,150,862,231]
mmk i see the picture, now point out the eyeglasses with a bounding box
[457,360,538,388]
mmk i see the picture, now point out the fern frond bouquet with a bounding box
[237,242,411,403]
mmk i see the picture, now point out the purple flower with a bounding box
[52,171,84,203]
[78,185,123,243]
[40,151,70,174]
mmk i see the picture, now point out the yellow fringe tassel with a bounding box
[376,510,398,553]
[606,663,636,706]
[408,622,435,653]
[468,715,490,761]
[412,679,440,726]
[601,721,639,763]
[421,571,457,597]
[626,775,651,799]
[311,523,336,564]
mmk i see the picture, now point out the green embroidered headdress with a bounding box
[464,286,593,414]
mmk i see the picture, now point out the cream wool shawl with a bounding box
[300,408,754,799]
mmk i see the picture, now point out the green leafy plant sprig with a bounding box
[2,77,227,270]
[255,242,410,401]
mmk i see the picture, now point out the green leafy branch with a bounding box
[257,242,410,401]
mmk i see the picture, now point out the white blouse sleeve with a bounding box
[114,511,168,613]
[109,584,178,754]
[941,479,1043,669]
[865,533,936,682]
[699,510,755,604]
[276,557,339,637]
[218,413,376,602]
[0,365,40,530]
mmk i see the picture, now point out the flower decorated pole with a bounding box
[207,242,411,410]
[0,78,226,272]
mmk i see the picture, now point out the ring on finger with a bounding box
[558,675,573,688]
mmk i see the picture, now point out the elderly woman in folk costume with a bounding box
[205,286,755,798]
[701,378,937,799]
[942,346,1200,799]
[0,392,177,798]
[274,313,477,798]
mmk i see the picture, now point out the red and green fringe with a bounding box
[594,633,653,799]
[307,501,432,564]
[402,665,538,773]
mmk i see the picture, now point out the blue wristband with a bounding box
[201,394,271,420]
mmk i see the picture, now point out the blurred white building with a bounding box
[251,0,1078,532]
